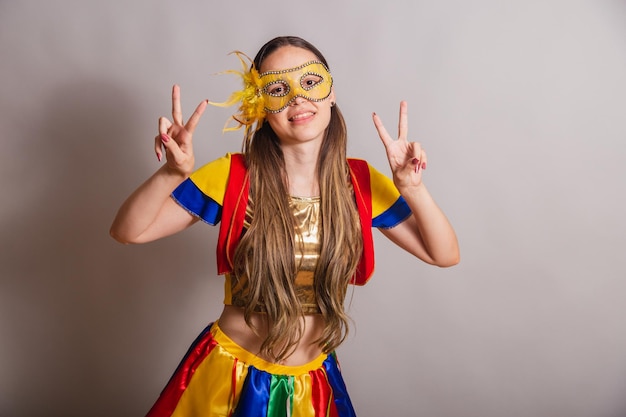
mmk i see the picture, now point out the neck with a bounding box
[282,144,320,197]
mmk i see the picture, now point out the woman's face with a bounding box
[259,45,335,147]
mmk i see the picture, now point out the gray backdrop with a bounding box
[1,0,625,416]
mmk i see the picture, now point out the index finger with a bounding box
[372,112,394,148]
[398,101,408,140]
[184,99,209,134]
[172,84,183,125]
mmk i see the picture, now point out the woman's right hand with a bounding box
[155,84,208,177]
[110,85,206,244]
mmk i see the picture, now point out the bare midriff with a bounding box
[216,305,326,366]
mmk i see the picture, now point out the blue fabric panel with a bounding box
[232,366,271,417]
[323,354,357,417]
[171,178,222,225]
[372,196,411,229]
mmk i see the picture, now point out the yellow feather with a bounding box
[209,51,266,135]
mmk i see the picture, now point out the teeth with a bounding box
[290,112,313,121]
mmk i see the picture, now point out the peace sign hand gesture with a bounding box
[155,84,208,177]
[372,101,427,190]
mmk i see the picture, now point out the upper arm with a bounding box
[130,154,235,243]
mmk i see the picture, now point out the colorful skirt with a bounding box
[145,322,357,417]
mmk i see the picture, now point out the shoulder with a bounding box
[171,153,243,225]
[347,158,398,199]
[347,157,389,180]
[188,152,242,205]
[347,157,411,226]
[190,152,239,181]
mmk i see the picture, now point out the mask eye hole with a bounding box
[265,81,290,97]
[301,73,323,91]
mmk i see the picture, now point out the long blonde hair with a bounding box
[232,36,363,361]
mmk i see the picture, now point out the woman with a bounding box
[111,36,459,417]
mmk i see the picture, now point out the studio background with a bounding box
[1,1,625,416]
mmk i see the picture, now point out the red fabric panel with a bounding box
[145,329,219,417]
[347,159,374,285]
[216,154,249,274]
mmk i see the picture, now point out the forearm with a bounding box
[398,183,460,266]
[110,165,187,243]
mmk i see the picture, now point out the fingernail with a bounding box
[157,153,162,162]
[161,133,169,143]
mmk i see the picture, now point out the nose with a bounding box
[291,96,305,106]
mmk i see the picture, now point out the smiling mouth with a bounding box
[288,111,315,122]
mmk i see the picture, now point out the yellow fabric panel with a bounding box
[170,340,245,417]
[188,153,235,206]
[292,372,316,417]
[367,163,402,218]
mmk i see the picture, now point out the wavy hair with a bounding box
[231,36,363,361]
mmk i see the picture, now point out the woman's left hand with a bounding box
[372,101,460,267]
[372,101,426,190]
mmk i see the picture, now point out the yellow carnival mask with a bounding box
[259,61,333,113]
[210,52,333,135]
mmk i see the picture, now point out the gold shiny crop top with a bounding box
[224,196,322,314]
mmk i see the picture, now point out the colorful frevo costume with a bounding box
[145,53,411,417]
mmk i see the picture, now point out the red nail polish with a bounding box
[161,134,169,142]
